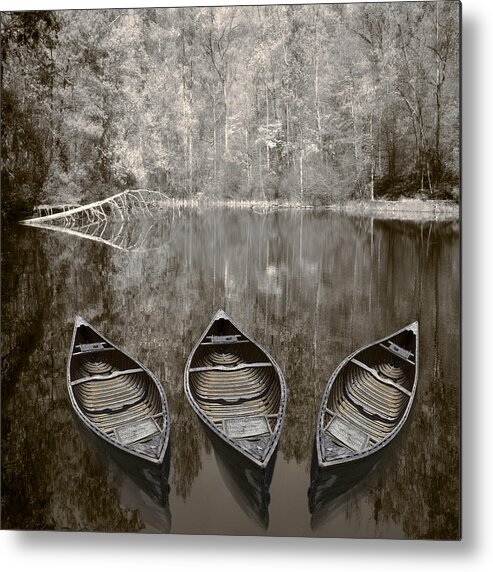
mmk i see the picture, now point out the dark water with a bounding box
[1,207,460,538]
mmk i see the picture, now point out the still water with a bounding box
[1,207,460,538]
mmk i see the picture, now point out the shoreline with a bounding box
[17,196,460,225]
[156,196,459,221]
[328,199,459,222]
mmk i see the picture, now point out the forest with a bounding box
[1,2,460,219]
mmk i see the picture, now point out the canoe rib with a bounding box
[316,322,418,468]
[184,309,287,468]
[350,359,412,396]
[189,362,272,373]
[67,316,169,464]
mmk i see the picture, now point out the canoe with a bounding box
[67,316,170,464]
[184,309,287,468]
[315,321,418,468]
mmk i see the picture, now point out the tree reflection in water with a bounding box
[201,423,276,529]
[1,208,459,538]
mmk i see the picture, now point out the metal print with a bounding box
[1,1,460,538]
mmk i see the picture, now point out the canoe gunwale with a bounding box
[315,321,419,469]
[67,315,170,465]
[184,309,287,469]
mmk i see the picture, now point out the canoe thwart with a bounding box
[379,341,415,364]
[113,417,161,445]
[223,415,271,439]
[70,367,144,386]
[72,347,115,356]
[201,334,249,345]
[325,416,370,452]
[350,358,412,396]
[77,342,107,352]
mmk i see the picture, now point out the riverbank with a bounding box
[329,198,460,222]
[18,194,460,224]
[156,196,459,221]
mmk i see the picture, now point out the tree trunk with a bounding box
[265,86,270,171]
[223,80,228,157]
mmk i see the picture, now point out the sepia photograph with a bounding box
[1,0,460,540]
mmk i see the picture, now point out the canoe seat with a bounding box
[379,342,415,365]
[73,347,115,356]
[222,415,272,439]
[113,417,160,445]
[201,336,249,346]
[325,416,370,452]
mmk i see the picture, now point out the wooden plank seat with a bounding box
[379,342,415,365]
[214,414,278,438]
[207,334,242,343]
[113,418,161,445]
[72,347,116,356]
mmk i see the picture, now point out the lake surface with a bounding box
[1,207,460,538]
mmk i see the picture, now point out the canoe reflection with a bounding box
[308,416,412,530]
[202,424,276,529]
[73,411,171,532]
[308,445,382,530]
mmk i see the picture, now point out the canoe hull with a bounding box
[316,321,419,469]
[184,310,287,468]
[67,316,170,465]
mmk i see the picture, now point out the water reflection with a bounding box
[202,424,276,529]
[73,413,172,532]
[22,209,182,253]
[308,450,382,530]
[1,207,459,538]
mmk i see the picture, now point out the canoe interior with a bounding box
[320,327,417,465]
[188,315,283,464]
[70,323,165,461]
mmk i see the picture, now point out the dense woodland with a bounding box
[1,3,460,218]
